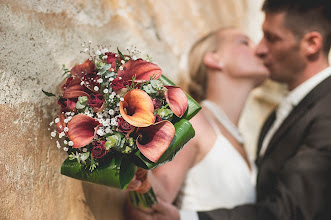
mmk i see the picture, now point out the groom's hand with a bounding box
[124,194,180,220]
[152,198,180,220]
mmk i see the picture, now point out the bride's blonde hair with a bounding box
[181,27,232,102]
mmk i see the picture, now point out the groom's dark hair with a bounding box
[262,0,331,55]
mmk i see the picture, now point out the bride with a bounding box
[125,27,269,215]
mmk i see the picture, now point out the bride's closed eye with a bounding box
[238,38,250,46]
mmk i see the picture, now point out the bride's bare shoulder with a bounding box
[190,110,211,132]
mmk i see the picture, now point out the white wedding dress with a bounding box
[175,106,257,211]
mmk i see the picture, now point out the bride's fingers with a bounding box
[125,179,142,191]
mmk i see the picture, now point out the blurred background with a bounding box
[0,0,285,219]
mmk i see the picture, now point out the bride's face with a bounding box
[217,29,270,84]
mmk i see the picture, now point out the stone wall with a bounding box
[0,0,278,219]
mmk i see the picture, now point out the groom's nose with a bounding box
[255,38,268,59]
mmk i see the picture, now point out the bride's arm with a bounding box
[126,113,203,203]
[149,132,199,203]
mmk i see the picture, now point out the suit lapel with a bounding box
[258,75,331,162]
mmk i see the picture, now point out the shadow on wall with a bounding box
[82,182,126,220]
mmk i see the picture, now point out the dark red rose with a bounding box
[87,93,104,108]
[110,78,128,92]
[91,141,108,159]
[154,115,162,123]
[152,98,162,109]
[117,117,135,134]
[58,97,77,112]
[105,52,118,68]
[81,73,100,91]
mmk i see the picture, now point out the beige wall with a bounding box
[0,1,279,219]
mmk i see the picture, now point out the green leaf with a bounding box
[61,157,122,188]
[42,89,56,97]
[62,64,70,76]
[158,75,201,120]
[61,155,137,190]
[76,101,86,109]
[100,64,112,74]
[117,47,125,60]
[135,119,195,169]
[119,156,137,189]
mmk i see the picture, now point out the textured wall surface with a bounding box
[0,0,280,219]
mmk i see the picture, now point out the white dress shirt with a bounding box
[260,66,331,157]
[180,66,331,220]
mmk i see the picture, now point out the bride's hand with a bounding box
[125,168,151,193]
[125,174,142,191]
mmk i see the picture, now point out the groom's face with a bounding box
[256,12,306,88]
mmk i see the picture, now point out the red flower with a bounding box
[58,97,77,112]
[67,114,101,148]
[87,93,104,108]
[56,112,67,135]
[61,77,74,91]
[62,77,90,99]
[110,78,128,92]
[154,115,162,123]
[70,59,96,78]
[117,117,135,135]
[152,98,162,110]
[164,86,188,118]
[81,73,101,91]
[105,52,118,69]
[117,59,162,82]
[91,141,108,159]
[136,121,175,162]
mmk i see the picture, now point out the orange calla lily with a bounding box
[117,59,162,82]
[164,86,188,118]
[67,114,101,148]
[137,121,175,162]
[120,89,155,127]
[70,59,96,78]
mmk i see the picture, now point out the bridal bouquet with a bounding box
[44,43,201,207]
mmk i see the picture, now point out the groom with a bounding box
[133,0,331,219]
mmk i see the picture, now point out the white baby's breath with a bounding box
[56,140,61,149]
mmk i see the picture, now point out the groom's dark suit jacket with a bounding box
[199,75,331,220]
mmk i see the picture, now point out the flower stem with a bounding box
[129,187,157,208]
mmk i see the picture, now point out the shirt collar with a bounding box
[285,66,331,106]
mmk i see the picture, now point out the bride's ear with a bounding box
[203,52,224,70]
